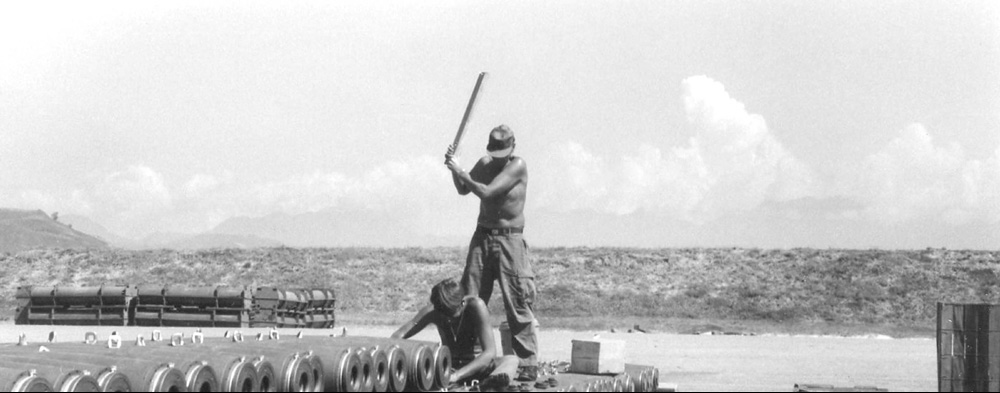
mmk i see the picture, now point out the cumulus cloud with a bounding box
[182,173,222,198]
[536,75,817,222]
[845,124,1000,224]
[93,165,172,212]
[5,155,456,237]
[244,155,452,216]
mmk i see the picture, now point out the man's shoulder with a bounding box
[506,156,527,172]
[463,296,491,315]
[464,295,486,308]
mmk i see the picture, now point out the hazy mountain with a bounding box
[59,214,141,248]
[0,209,108,253]
[59,217,284,250]
[210,209,467,247]
[154,233,284,250]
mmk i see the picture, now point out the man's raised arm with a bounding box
[445,145,471,195]
[448,157,525,199]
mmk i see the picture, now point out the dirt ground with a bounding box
[0,322,935,392]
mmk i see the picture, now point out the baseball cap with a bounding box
[487,125,515,158]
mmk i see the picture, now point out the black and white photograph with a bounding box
[1,1,998,391]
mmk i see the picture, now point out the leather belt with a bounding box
[476,226,524,235]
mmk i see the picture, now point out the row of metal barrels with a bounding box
[571,364,659,393]
[0,335,449,392]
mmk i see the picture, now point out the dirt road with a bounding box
[0,323,935,392]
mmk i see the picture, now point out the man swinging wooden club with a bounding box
[443,72,540,383]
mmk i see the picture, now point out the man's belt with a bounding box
[476,226,524,235]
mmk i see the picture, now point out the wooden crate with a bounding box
[570,338,626,374]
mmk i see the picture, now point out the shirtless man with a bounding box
[444,124,539,381]
[391,278,518,390]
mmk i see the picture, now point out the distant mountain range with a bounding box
[209,209,467,247]
[56,209,466,250]
[10,196,998,251]
[58,214,283,250]
[0,209,108,253]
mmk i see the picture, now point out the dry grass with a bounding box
[1,247,995,337]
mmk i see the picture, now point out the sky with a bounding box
[1,1,998,249]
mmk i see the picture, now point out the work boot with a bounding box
[515,366,539,382]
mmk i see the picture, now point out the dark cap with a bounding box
[487,125,515,158]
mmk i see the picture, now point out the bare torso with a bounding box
[469,156,527,228]
[433,307,481,363]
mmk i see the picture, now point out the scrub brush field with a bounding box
[1,247,996,337]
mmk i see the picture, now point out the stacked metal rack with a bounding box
[252,288,336,329]
[15,286,134,326]
[134,286,253,328]
[15,285,336,329]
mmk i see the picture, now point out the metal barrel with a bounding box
[623,373,636,392]
[318,348,361,393]
[303,352,324,393]
[0,356,109,392]
[163,286,218,308]
[308,339,404,392]
[54,371,101,392]
[364,339,430,392]
[179,361,218,393]
[366,347,389,393]
[165,339,302,392]
[195,339,314,392]
[625,364,654,392]
[429,343,452,389]
[8,345,187,392]
[353,348,374,393]
[201,337,374,392]
[93,367,133,393]
[199,349,268,392]
[91,345,220,393]
[0,348,132,392]
[0,367,54,392]
[118,340,261,392]
[246,336,398,392]
[28,287,57,306]
[381,345,406,393]
[215,287,250,309]
[294,336,428,392]
[135,286,166,305]
[22,343,215,392]
[0,361,98,392]
[51,287,102,307]
[383,340,434,391]
[203,338,363,392]
[210,336,406,392]
[250,357,276,393]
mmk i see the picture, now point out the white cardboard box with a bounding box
[570,338,626,374]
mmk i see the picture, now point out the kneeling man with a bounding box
[391,278,518,389]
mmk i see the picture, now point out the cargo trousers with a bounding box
[461,228,538,368]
